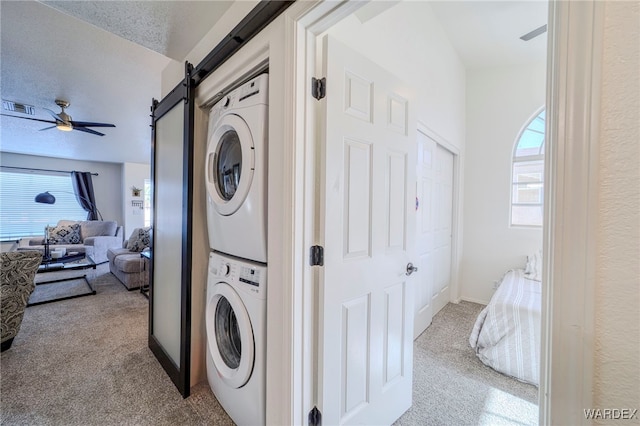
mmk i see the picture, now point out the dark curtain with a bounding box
[71,171,100,220]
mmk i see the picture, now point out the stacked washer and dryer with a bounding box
[204,73,268,426]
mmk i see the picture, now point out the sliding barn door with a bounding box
[149,64,195,397]
[317,35,417,425]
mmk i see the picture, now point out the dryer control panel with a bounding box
[208,73,268,128]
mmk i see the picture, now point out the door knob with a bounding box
[406,263,418,276]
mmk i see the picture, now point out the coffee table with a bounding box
[28,253,97,307]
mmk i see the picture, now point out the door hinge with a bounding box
[310,245,324,266]
[308,406,322,426]
[311,77,326,100]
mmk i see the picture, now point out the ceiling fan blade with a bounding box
[39,125,57,131]
[0,113,56,124]
[43,108,64,122]
[70,120,116,128]
[520,24,547,41]
[73,126,105,136]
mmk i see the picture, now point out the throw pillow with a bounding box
[127,227,152,252]
[525,249,543,282]
[48,223,82,245]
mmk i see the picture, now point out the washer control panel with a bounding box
[239,266,262,287]
[209,252,267,299]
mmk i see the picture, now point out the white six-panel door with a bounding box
[318,35,417,425]
[414,130,435,338]
[432,144,454,315]
[414,131,455,338]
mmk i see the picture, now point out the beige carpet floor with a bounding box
[395,301,539,426]
[1,264,233,426]
[2,265,538,425]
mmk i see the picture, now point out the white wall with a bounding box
[160,1,258,98]
[122,162,150,239]
[0,152,123,225]
[327,1,466,149]
[594,0,639,410]
[461,63,546,304]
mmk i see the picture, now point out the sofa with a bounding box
[108,227,152,290]
[17,220,123,264]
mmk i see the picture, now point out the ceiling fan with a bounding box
[1,99,115,136]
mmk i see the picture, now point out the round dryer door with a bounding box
[205,114,255,216]
[206,282,255,388]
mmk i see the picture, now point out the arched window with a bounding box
[511,109,545,227]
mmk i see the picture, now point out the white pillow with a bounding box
[524,255,533,274]
[525,249,543,281]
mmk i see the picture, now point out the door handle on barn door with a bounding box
[406,263,418,276]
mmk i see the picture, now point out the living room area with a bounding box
[0,0,174,298]
[1,151,152,305]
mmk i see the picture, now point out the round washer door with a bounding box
[205,114,255,216]
[205,282,255,388]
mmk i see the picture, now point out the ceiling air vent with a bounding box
[520,25,547,41]
[2,100,36,115]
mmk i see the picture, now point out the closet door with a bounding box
[414,133,455,338]
[149,65,195,397]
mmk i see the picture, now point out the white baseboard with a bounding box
[459,297,489,306]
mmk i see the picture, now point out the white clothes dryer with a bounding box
[205,73,268,263]
[206,252,266,426]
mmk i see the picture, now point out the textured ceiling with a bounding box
[42,1,233,61]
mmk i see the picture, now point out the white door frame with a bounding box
[278,1,604,424]
[540,1,603,424]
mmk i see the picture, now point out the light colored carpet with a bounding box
[2,265,537,425]
[1,264,233,426]
[395,301,539,426]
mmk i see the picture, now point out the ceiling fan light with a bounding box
[56,122,73,131]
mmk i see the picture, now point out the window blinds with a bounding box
[0,171,86,240]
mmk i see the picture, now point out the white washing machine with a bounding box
[205,73,268,263]
[206,252,266,426]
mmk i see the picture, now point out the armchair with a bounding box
[1,251,43,351]
[107,227,152,290]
